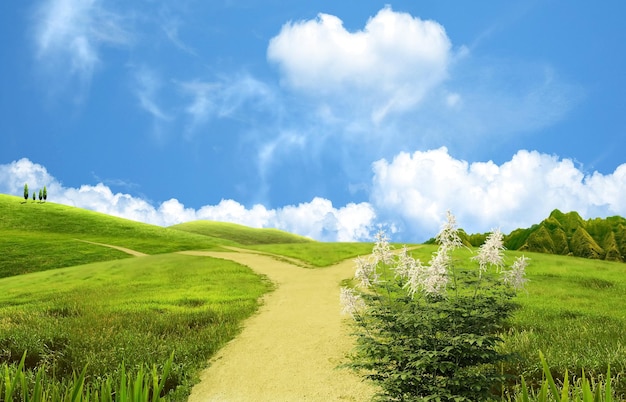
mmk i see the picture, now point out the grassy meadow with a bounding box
[0,253,272,400]
[1,193,626,399]
[501,250,626,387]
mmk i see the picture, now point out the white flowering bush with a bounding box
[341,211,529,401]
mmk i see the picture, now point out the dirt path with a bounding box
[182,250,376,402]
[75,239,148,257]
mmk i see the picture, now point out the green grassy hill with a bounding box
[169,220,313,245]
[0,194,235,277]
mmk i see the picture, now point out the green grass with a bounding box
[3,194,626,398]
[498,250,626,390]
[247,242,381,267]
[1,351,174,402]
[170,220,313,245]
[0,194,236,277]
[171,220,378,267]
[0,253,272,400]
[402,245,626,395]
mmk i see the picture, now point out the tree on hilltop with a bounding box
[23,183,28,201]
[38,189,43,202]
[32,192,36,201]
[43,186,47,202]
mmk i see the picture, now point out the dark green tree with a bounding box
[23,183,28,201]
[32,192,36,201]
[43,186,47,202]
[38,189,43,202]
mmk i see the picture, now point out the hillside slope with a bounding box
[0,194,232,277]
[169,220,313,245]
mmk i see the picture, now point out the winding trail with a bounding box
[183,249,376,402]
[74,239,148,257]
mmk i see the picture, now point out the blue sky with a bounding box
[1,1,626,241]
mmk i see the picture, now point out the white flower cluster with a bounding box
[341,211,529,314]
[354,255,381,289]
[472,228,506,275]
[503,255,529,290]
[401,210,462,297]
[340,287,366,317]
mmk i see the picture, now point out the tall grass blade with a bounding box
[4,352,27,401]
[580,370,593,402]
[604,365,611,402]
[540,351,561,401]
[32,367,44,402]
[151,364,159,402]
[119,362,127,402]
[152,352,173,401]
[19,368,28,402]
[70,366,87,402]
[133,365,144,402]
[539,381,548,402]
[560,369,569,402]
[520,376,530,402]
[100,377,112,402]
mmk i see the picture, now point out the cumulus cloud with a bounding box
[267,6,452,122]
[272,198,376,242]
[32,0,131,88]
[0,159,375,242]
[264,6,579,162]
[4,154,626,242]
[371,148,626,239]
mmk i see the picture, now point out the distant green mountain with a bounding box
[503,209,626,262]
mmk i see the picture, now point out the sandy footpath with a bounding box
[182,249,376,402]
[74,239,148,257]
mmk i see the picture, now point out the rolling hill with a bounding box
[169,220,313,245]
[0,194,234,277]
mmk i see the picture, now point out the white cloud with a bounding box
[161,18,197,56]
[273,198,376,242]
[32,0,131,87]
[178,74,276,132]
[0,159,375,242]
[263,7,579,162]
[267,6,452,122]
[5,153,626,243]
[371,148,626,239]
[133,67,172,122]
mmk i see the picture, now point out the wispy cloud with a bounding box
[178,74,276,129]
[161,17,197,56]
[133,67,172,122]
[32,0,132,94]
